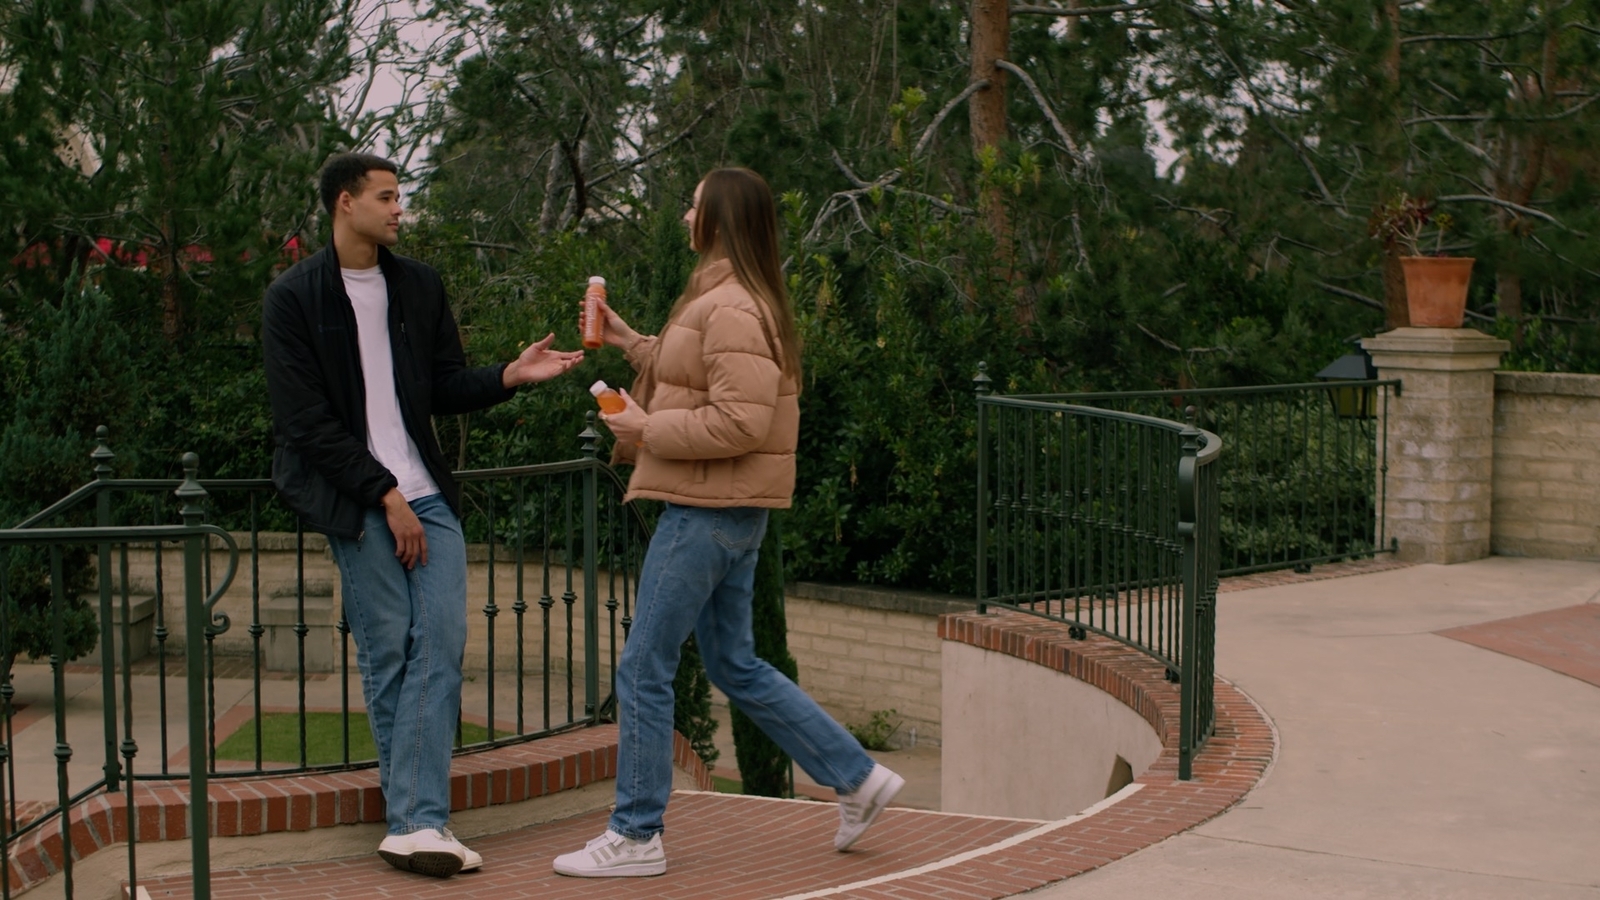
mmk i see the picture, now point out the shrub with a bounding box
[0,279,141,670]
[730,516,800,797]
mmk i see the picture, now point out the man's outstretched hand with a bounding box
[503,333,584,388]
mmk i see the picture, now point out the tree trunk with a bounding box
[1496,269,1524,346]
[1379,0,1401,91]
[1493,3,1557,349]
[1376,0,1407,326]
[538,142,565,233]
[968,0,1008,155]
[1382,250,1409,330]
[968,0,1026,322]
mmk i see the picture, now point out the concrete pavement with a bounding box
[1032,556,1600,899]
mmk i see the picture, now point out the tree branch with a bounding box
[1012,0,1161,16]
[830,149,975,215]
[1401,27,1537,44]
[993,58,1092,169]
[588,100,721,189]
[913,80,989,159]
[1427,122,1493,167]
[1210,45,1350,217]
[1436,194,1580,232]
[1138,324,1224,354]
[1313,280,1385,311]
[1405,113,1490,125]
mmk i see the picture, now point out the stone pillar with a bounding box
[1362,327,1510,564]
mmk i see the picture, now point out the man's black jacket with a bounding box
[262,242,514,537]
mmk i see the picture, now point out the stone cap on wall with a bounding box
[1361,327,1510,372]
[1495,370,1600,399]
[789,581,976,617]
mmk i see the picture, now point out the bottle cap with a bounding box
[589,380,609,397]
[588,276,606,286]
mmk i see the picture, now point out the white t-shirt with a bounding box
[342,266,440,502]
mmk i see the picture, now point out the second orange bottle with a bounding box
[589,380,627,414]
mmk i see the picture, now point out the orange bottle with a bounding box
[581,276,607,349]
[589,380,627,414]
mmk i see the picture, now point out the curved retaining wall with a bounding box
[942,640,1164,819]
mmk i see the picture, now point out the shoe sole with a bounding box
[552,860,666,878]
[379,849,465,878]
[835,771,907,851]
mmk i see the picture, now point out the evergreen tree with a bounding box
[731,517,799,797]
[0,278,141,672]
[673,635,719,769]
[0,0,354,341]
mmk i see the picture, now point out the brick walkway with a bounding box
[138,794,1038,899]
[128,610,1275,900]
[1437,601,1600,688]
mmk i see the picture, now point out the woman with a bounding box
[553,168,903,878]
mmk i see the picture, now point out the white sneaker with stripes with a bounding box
[835,763,906,851]
[553,829,667,877]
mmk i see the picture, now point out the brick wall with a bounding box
[1492,372,1600,560]
[781,583,968,748]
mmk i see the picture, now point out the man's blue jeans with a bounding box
[610,503,875,840]
[328,493,466,836]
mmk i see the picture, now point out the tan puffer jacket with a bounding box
[610,258,799,508]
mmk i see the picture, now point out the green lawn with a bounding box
[215,712,494,766]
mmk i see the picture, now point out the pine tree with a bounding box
[0,0,354,342]
[673,635,719,769]
[731,516,800,797]
[0,278,141,672]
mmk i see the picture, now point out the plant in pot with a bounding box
[1369,192,1475,328]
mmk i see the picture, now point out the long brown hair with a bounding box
[676,167,802,383]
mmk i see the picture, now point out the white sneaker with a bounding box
[377,827,469,878]
[460,841,483,873]
[553,829,667,877]
[835,763,906,851]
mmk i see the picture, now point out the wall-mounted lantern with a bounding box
[1316,348,1378,419]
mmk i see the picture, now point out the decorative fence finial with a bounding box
[92,425,114,480]
[175,452,208,520]
[580,411,601,459]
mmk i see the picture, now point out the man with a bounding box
[263,152,583,878]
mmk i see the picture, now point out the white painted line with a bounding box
[671,790,1049,823]
[767,783,1146,900]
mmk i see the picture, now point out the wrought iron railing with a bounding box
[974,365,1223,779]
[0,417,643,899]
[1020,380,1398,576]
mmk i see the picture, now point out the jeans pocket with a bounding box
[711,508,766,551]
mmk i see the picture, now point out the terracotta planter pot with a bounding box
[1400,256,1475,328]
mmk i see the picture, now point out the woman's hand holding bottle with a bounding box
[578,292,641,350]
[596,386,647,445]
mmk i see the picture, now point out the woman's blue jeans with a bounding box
[610,503,874,840]
[327,493,467,836]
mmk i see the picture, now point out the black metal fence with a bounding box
[0,419,644,899]
[974,366,1223,779]
[1022,380,1398,576]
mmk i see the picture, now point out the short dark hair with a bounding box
[319,153,399,216]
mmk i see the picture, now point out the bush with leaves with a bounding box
[0,279,142,671]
